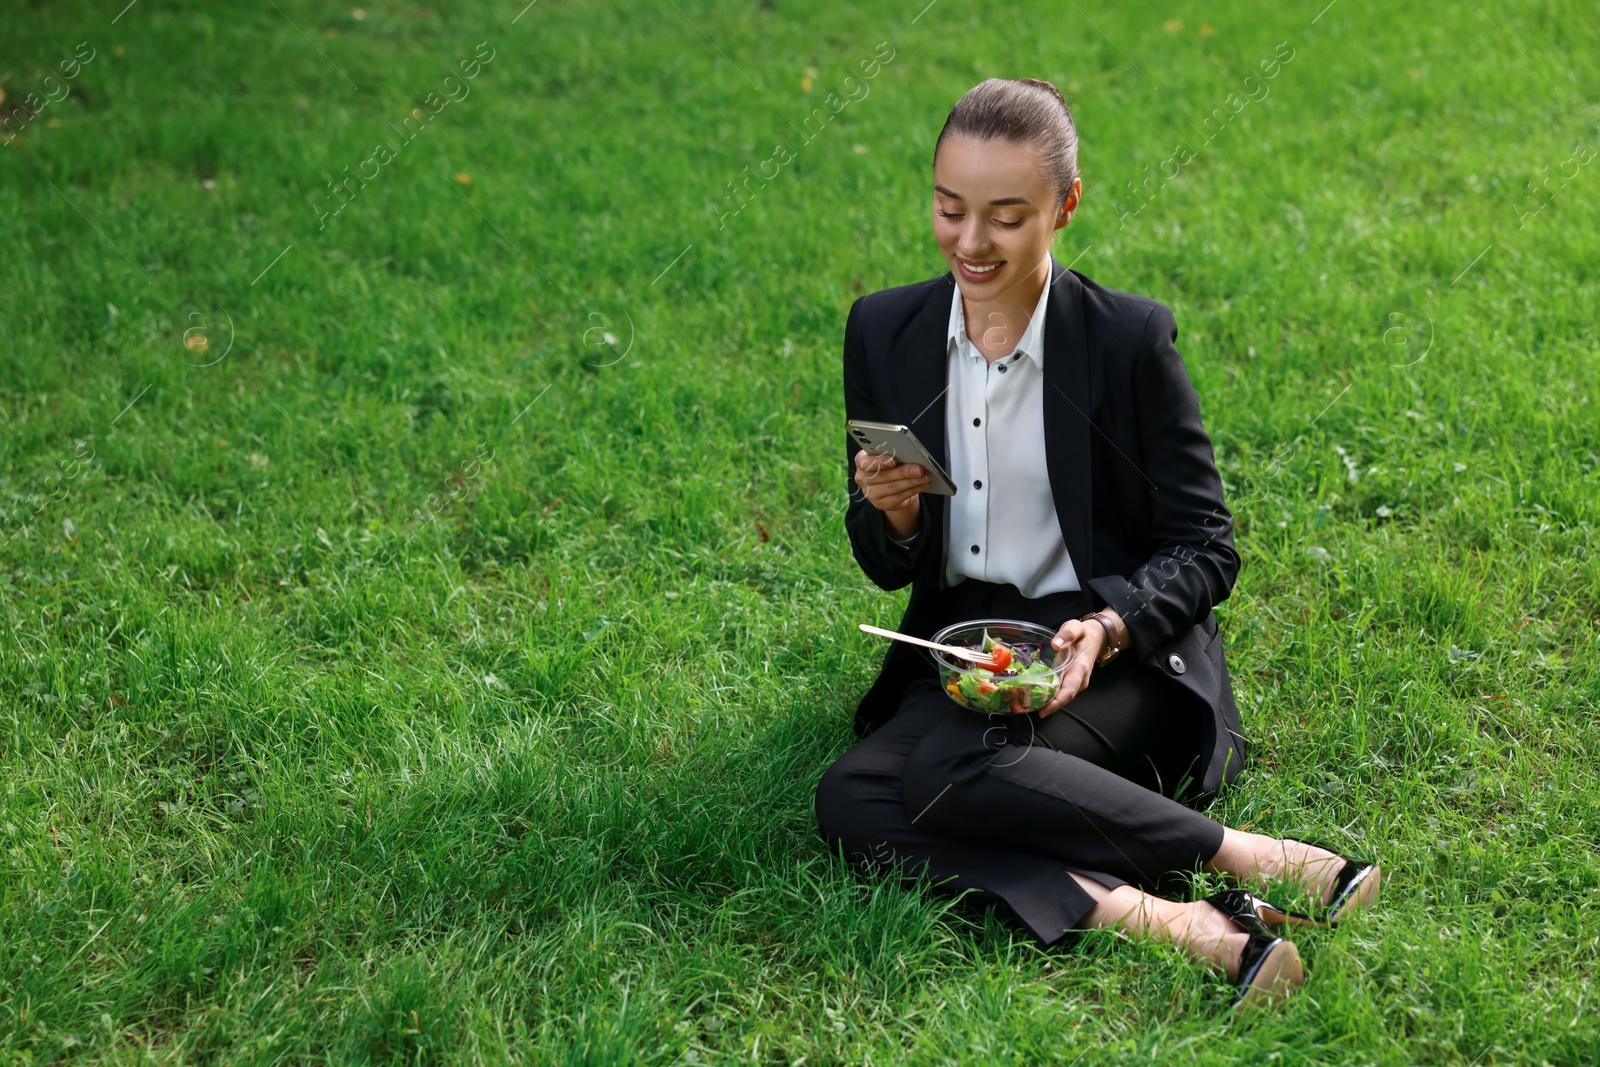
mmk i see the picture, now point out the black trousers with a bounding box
[814,579,1228,945]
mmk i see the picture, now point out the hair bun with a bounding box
[936,77,1080,205]
[1017,77,1067,107]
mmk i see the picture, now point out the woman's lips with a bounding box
[958,258,1004,283]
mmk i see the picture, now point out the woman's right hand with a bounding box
[853,450,929,540]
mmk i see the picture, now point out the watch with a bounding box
[1079,611,1123,665]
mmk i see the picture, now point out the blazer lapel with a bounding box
[1042,256,1095,576]
[895,272,955,458]
[894,271,957,554]
[887,262,1092,584]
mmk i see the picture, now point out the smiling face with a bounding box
[931,135,1079,301]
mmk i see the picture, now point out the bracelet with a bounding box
[1079,611,1123,665]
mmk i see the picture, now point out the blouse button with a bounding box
[973,417,981,427]
[996,363,1008,374]
[973,480,982,490]
[970,544,980,555]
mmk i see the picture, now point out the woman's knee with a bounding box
[813,759,909,880]
[898,731,948,821]
[813,756,864,849]
[900,722,994,829]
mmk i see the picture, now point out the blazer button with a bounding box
[1168,653,1186,674]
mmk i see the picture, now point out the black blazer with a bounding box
[842,254,1247,799]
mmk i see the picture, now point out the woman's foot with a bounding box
[1206,830,1381,922]
[1080,886,1303,1009]
[1263,837,1350,901]
[1200,890,1307,1012]
[1277,838,1381,926]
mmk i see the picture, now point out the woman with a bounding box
[814,78,1380,1011]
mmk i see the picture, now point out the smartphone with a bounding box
[847,419,958,496]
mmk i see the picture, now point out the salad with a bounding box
[943,633,1062,713]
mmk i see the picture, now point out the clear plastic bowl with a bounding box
[928,618,1073,714]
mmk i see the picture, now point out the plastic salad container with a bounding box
[927,618,1073,714]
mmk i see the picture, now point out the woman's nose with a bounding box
[958,221,991,256]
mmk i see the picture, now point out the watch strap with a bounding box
[1080,611,1122,665]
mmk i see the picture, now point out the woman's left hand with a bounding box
[1036,618,1106,718]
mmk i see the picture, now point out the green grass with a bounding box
[2,0,1598,1061]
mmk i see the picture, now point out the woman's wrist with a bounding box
[1080,609,1129,664]
[1102,607,1130,651]
[884,503,921,541]
[887,525,919,548]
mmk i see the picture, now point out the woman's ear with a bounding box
[1056,178,1082,229]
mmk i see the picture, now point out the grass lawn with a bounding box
[2,0,1598,1061]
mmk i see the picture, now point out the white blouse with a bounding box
[921,276,1082,597]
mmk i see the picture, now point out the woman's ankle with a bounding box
[1202,827,1265,879]
[1206,829,1344,902]
[1081,884,1160,931]
[1082,891,1244,978]
[1174,900,1245,976]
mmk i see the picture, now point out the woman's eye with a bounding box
[937,210,964,219]
[996,219,1023,229]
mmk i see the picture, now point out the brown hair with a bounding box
[933,78,1080,208]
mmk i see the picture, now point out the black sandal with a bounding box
[1203,888,1306,1014]
[1272,838,1381,929]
